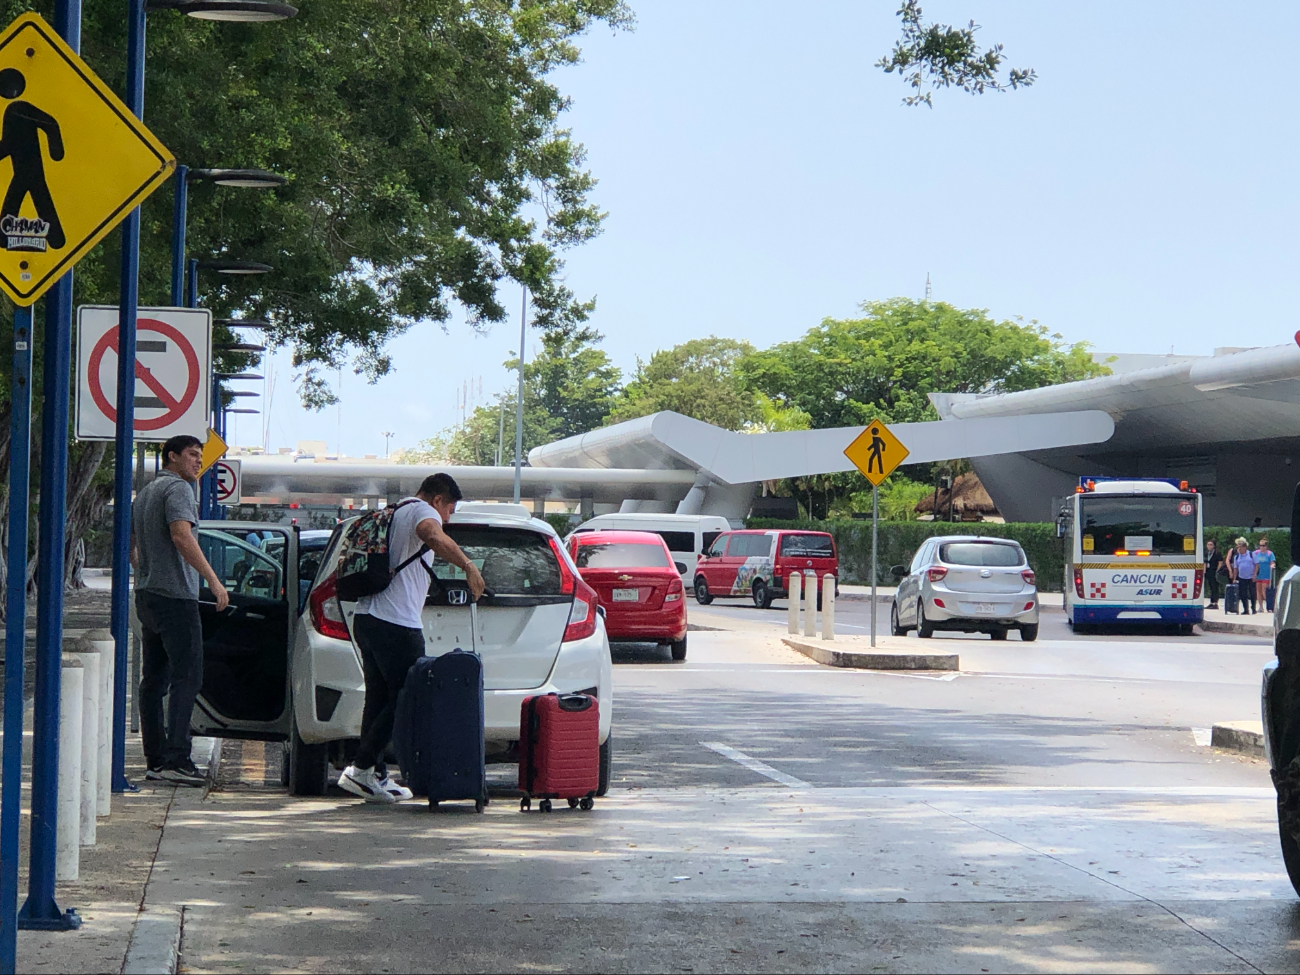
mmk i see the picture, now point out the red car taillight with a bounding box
[927,566,947,582]
[1022,569,1036,585]
[1074,567,1084,598]
[309,573,350,640]
[1193,568,1204,599]
[565,578,599,642]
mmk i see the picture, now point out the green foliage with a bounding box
[741,299,1108,430]
[545,513,574,535]
[877,1,1035,108]
[830,476,933,521]
[610,337,760,430]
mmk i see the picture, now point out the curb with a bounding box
[1211,721,1265,759]
[782,637,959,671]
[123,906,183,975]
[1201,618,1273,638]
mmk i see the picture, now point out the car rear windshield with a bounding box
[779,533,834,558]
[1080,496,1197,556]
[575,542,671,569]
[939,542,1023,567]
[653,530,695,554]
[431,525,563,595]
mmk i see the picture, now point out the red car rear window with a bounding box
[778,533,835,558]
[575,542,672,569]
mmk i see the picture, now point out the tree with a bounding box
[741,299,1107,431]
[610,337,760,430]
[877,1,1035,108]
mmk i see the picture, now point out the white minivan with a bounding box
[569,513,731,580]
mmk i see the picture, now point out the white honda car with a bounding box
[187,503,613,796]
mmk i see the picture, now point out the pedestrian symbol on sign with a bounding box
[0,67,65,252]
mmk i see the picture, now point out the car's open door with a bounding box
[190,522,297,741]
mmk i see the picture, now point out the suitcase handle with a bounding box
[557,693,594,712]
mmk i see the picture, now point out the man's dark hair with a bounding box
[161,434,203,467]
[418,472,463,502]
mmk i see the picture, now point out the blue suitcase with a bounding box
[393,646,488,813]
[1224,582,1240,614]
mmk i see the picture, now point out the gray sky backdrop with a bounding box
[240,0,1298,458]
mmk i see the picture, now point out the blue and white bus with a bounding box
[1060,477,1204,633]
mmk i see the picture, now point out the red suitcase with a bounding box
[518,693,600,812]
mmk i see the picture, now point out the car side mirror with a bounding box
[889,564,906,579]
[674,561,688,575]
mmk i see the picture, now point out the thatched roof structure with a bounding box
[914,471,1000,520]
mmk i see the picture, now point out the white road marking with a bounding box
[1192,727,1213,746]
[701,741,811,789]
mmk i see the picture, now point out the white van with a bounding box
[568,513,732,579]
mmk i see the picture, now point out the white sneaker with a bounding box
[338,765,397,804]
[375,772,413,801]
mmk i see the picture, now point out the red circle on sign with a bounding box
[87,318,201,431]
[1178,501,1194,516]
[215,462,236,502]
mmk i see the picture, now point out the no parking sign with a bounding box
[75,305,211,441]
[214,459,241,505]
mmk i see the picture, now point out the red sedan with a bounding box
[569,530,689,660]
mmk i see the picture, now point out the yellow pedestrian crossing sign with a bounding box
[0,13,174,306]
[199,427,228,476]
[844,418,910,486]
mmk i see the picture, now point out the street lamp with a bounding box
[382,431,394,458]
[147,0,298,21]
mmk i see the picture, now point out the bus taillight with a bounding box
[1074,566,1084,598]
[1194,569,1203,599]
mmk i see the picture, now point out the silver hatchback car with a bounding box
[890,536,1040,641]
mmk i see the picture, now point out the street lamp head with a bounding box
[169,0,298,21]
[215,318,272,329]
[190,168,287,189]
[197,260,273,275]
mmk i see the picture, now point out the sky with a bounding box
[245,0,1300,458]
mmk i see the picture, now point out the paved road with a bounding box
[149,615,1298,973]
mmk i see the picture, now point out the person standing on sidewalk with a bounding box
[1255,537,1277,612]
[339,472,486,804]
[1231,536,1257,615]
[130,434,229,786]
[1204,539,1223,610]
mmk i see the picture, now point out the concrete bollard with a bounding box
[787,571,802,634]
[85,628,114,817]
[57,654,84,882]
[803,571,818,638]
[66,637,100,846]
[822,574,836,641]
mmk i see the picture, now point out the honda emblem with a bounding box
[449,590,469,605]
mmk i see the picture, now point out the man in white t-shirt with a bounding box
[339,472,486,803]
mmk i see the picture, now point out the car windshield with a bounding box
[432,524,563,595]
[1080,496,1197,556]
[575,542,671,569]
[779,534,834,558]
[939,542,1022,567]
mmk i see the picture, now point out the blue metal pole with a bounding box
[1,308,34,971]
[170,166,188,306]
[189,260,216,519]
[110,0,146,795]
[186,258,197,311]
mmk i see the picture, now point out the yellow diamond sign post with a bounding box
[0,13,174,305]
[844,419,911,647]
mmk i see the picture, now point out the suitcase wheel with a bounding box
[580,797,594,811]
[539,799,553,813]
[474,799,485,814]
[567,797,580,809]
[520,797,531,812]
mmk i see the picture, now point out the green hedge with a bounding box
[745,518,1292,592]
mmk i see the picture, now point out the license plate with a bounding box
[612,588,639,602]
[976,603,996,614]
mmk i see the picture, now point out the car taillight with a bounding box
[665,578,683,602]
[665,591,682,602]
[1022,569,1035,585]
[564,578,599,642]
[1074,566,1084,598]
[1193,568,1203,599]
[549,537,577,595]
[927,566,947,582]
[309,574,350,641]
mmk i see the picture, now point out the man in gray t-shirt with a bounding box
[130,434,228,786]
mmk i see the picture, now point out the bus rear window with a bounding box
[1080,496,1197,556]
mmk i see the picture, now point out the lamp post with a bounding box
[381,431,394,458]
[107,0,295,819]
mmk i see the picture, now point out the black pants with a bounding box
[1238,579,1257,613]
[1205,573,1220,605]
[136,591,204,767]
[352,613,426,775]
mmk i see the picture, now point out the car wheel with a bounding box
[694,577,713,605]
[670,634,688,661]
[1178,623,1195,636]
[917,603,935,640]
[288,720,330,797]
[597,736,612,797]
[752,579,773,610]
[891,602,907,637]
[1019,623,1039,642]
[990,629,1008,641]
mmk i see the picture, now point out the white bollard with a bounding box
[86,628,114,817]
[803,571,818,638]
[787,571,802,634]
[57,654,84,882]
[822,573,836,641]
[67,637,100,846]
